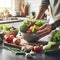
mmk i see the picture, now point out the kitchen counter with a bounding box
[0,17,49,24]
[0,17,58,60]
[0,45,60,60]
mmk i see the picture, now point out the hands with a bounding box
[36,24,52,39]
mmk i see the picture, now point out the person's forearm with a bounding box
[35,6,47,20]
[51,19,60,30]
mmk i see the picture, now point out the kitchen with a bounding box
[0,0,60,60]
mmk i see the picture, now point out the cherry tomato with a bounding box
[29,26,34,31]
[33,45,41,52]
[27,22,33,27]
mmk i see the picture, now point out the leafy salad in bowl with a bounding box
[19,20,44,42]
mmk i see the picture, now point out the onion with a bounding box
[13,38,21,45]
[25,53,32,58]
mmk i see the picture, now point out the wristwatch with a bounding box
[51,24,56,30]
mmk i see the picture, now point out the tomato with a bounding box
[29,26,34,31]
[9,35,14,41]
[27,22,33,27]
[4,35,9,40]
[58,45,60,50]
[29,25,39,30]
[4,34,14,43]
[33,45,41,52]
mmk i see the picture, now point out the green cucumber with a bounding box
[44,49,60,55]
[15,51,26,55]
[43,45,51,50]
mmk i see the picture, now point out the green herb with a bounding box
[51,30,60,42]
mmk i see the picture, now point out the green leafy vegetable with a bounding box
[0,25,3,31]
[20,24,28,33]
[3,24,11,31]
[32,28,37,33]
[35,20,44,26]
[51,29,60,42]
[0,24,11,31]
[19,20,44,33]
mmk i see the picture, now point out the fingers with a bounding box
[36,30,49,38]
[36,27,47,34]
[35,24,52,39]
[40,24,46,30]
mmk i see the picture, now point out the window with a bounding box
[0,0,12,12]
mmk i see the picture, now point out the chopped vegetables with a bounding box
[19,20,44,34]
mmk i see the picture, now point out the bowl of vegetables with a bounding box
[19,20,44,42]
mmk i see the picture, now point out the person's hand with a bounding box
[36,24,52,39]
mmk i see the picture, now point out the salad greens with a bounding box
[0,24,11,31]
[19,20,44,33]
[23,20,44,26]
[20,24,28,33]
[51,29,60,42]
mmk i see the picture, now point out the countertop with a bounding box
[0,44,60,60]
[0,17,49,24]
[0,17,58,60]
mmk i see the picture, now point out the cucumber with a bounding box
[48,41,57,46]
[43,45,51,50]
[15,51,26,55]
[44,49,60,55]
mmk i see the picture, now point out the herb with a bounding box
[51,30,60,42]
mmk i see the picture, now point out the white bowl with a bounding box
[21,32,38,43]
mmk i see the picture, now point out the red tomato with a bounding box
[4,35,14,43]
[29,26,34,31]
[58,45,60,50]
[33,45,41,52]
[9,35,14,41]
[4,35,10,40]
[27,22,33,27]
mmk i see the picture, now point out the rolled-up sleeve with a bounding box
[40,0,50,9]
